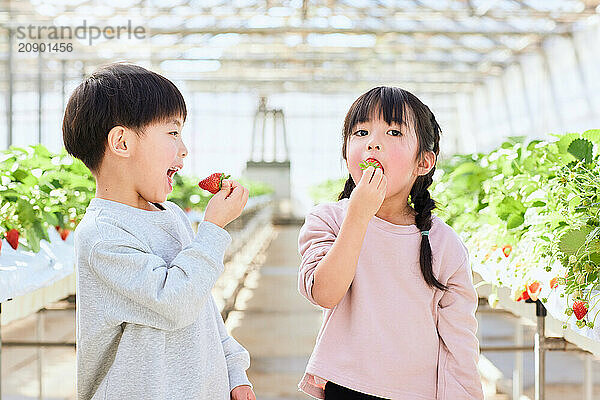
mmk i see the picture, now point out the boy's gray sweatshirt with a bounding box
[74,197,251,400]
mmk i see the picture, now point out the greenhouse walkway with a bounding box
[2,225,599,399]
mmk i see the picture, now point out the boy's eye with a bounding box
[170,131,179,137]
[387,129,402,136]
[354,129,368,137]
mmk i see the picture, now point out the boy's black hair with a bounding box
[338,86,447,292]
[62,62,187,174]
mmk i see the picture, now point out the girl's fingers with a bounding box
[360,166,374,185]
[372,167,383,185]
[377,173,387,191]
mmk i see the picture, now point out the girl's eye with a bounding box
[387,129,402,136]
[170,131,179,137]
[354,129,368,137]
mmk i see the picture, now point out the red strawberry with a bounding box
[185,207,191,213]
[198,173,230,194]
[573,301,588,320]
[516,289,530,302]
[0,239,2,255]
[6,229,19,250]
[550,277,558,289]
[527,281,541,301]
[60,229,70,241]
[359,158,384,172]
[502,245,512,257]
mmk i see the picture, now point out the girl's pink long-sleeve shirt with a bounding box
[297,199,484,400]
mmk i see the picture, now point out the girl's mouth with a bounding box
[359,158,384,173]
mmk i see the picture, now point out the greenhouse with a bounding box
[1,0,600,399]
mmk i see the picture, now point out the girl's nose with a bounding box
[368,144,381,151]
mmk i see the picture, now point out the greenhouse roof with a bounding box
[1,0,599,93]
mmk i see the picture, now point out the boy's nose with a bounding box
[367,144,381,151]
[180,143,188,158]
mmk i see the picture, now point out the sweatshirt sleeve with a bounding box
[436,255,484,400]
[89,220,231,332]
[297,205,338,306]
[212,300,252,391]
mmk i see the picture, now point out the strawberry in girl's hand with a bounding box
[573,301,588,320]
[198,173,231,194]
[359,158,384,172]
[6,229,19,250]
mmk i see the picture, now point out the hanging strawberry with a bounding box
[573,301,588,320]
[6,229,19,250]
[527,281,541,301]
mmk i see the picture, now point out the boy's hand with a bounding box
[347,166,387,223]
[203,180,249,228]
[230,385,255,400]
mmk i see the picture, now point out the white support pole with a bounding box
[584,356,593,400]
[514,322,523,400]
[534,314,545,400]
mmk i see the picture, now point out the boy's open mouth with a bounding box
[166,167,180,189]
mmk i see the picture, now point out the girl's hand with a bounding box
[230,385,255,400]
[347,166,387,223]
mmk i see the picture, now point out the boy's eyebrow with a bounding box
[172,120,182,128]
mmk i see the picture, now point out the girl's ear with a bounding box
[417,151,436,176]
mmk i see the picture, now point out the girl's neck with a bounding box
[375,200,416,226]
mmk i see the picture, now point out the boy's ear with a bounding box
[417,151,436,176]
[107,126,133,157]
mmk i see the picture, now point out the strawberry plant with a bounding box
[432,129,600,330]
[1,144,273,254]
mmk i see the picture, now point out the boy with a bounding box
[63,63,255,400]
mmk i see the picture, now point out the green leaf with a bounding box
[507,213,525,229]
[12,169,29,182]
[568,138,593,163]
[531,201,546,207]
[45,212,59,227]
[33,220,48,243]
[558,226,593,256]
[496,196,525,221]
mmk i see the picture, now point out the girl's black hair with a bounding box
[338,86,447,291]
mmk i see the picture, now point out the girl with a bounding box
[297,87,483,400]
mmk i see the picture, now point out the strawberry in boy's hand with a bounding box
[199,173,231,194]
[359,158,384,172]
